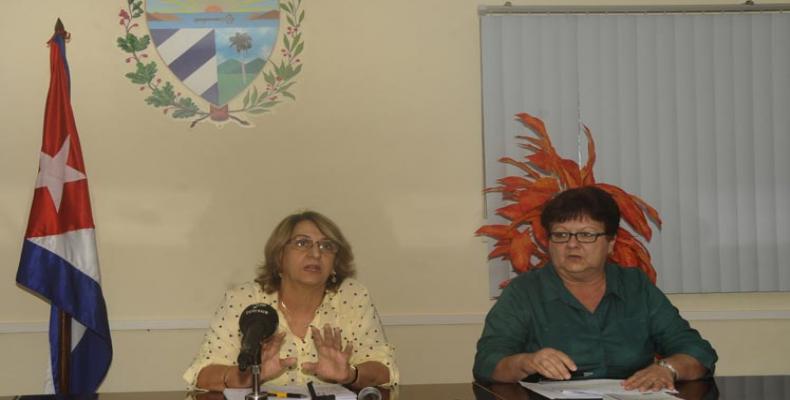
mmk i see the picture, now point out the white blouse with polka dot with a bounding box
[183,278,399,389]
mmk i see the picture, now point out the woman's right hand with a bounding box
[524,348,577,380]
[491,347,577,382]
[259,331,297,380]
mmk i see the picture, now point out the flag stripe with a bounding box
[168,29,216,81]
[155,28,212,64]
[29,229,100,282]
[149,28,179,47]
[18,241,109,337]
[202,82,220,105]
[183,55,219,103]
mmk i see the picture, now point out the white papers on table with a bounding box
[224,383,356,400]
[520,379,680,399]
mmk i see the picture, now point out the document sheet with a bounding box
[520,379,680,399]
[224,383,356,400]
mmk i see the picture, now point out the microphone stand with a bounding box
[245,348,268,400]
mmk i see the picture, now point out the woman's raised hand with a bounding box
[259,331,297,381]
[301,324,355,383]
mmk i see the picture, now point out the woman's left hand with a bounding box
[301,324,355,383]
[623,363,675,392]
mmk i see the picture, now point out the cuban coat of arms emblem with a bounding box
[117,0,303,127]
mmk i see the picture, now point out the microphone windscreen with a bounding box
[237,303,278,370]
[357,386,382,400]
[239,303,278,339]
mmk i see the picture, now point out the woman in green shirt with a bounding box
[474,187,717,393]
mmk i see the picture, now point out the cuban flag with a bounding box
[16,24,112,394]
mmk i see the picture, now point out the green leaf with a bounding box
[172,97,199,118]
[172,109,198,119]
[117,33,150,52]
[242,89,251,109]
[284,64,295,80]
[287,15,295,27]
[278,64,294,81]
[283,35,291,51]
[282,91,295,100]
[116,36,133,53]
[292,42,304,58]
[256,93,270,106]
[276,60,287,76]
[299,10,305,23]
[248,108,269,114]
[144,82,176,107]
[131,2,144,19]
[145,95,164,107]
[263,71,275,85]
[136,35,151,51]
[178,97,199,110]
[125,61,157,84]
[251,86,259,106]
[292,33,302,45]
[280,2,292,13]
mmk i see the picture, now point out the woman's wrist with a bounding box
[222,366,232,388]
[223,366,254,389]
[342,364,359,386]
[656,359,679,381]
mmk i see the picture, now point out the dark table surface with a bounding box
[7,376,790,400]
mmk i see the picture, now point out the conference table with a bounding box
[8,376,790,400]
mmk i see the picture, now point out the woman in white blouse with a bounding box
[184,211,398,391]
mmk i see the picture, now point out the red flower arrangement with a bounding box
[477,113,663,287]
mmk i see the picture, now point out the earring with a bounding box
[330,272,337,284]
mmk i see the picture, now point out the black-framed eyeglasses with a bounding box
[287,236,339,254]
[548,231,608,243]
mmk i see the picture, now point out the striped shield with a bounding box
[145,1,279,106]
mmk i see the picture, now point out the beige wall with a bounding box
[1,0,788,395]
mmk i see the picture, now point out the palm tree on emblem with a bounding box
[229,32,253,84]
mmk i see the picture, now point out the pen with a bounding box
[570,370,594,379]
[269,391,307,398]
[537,370,594,381]
[306,381,318,400]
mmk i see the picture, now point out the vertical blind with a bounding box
[480,10,790,294]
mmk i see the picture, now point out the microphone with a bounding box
[357,387,382,400]
[237,303,279,371]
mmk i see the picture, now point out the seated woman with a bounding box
[473,186,717,392]
[184,211,398,391]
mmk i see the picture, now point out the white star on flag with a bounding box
[34,136,86,212]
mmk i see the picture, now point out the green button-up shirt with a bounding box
[473,263,717,382]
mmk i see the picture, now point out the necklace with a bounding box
[278,297,320,336]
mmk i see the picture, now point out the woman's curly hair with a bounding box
[255,210,355,293]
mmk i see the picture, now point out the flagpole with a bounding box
[52,18,72,394]
[59,310,71,393]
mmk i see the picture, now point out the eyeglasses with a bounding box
[548,231,608,243]
[287,237,339,254]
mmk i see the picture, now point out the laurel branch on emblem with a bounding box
[117,0,304,128]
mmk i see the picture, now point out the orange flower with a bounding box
[476,113,662,286]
